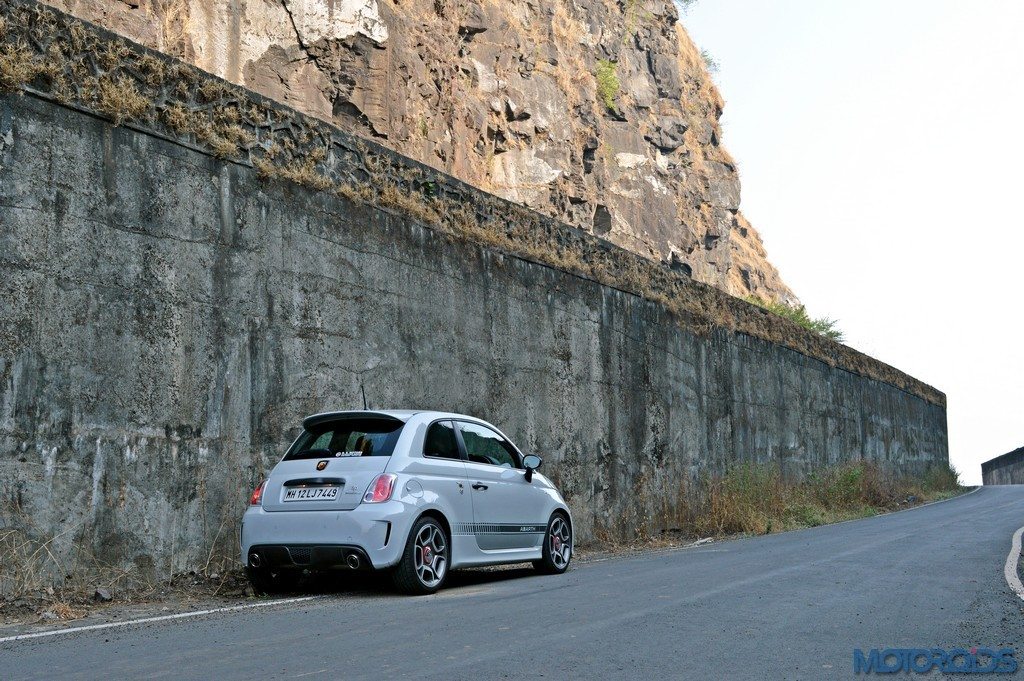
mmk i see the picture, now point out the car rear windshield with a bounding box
[284,417,405,460]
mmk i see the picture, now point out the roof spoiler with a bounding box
[302,411,409,430]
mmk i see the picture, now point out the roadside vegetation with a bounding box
[744,296,845,343]
[584,460,964,551]
[695,461,962,536]
[0,519,251,627]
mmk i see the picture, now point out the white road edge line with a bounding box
[1004,525,1024,601]
[0,596,319,644]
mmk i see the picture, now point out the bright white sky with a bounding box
[682,0,1024,484]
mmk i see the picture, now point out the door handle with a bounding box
[472,482,489,491]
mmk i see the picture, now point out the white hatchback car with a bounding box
[241,410,573,594]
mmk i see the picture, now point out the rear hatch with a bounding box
[262,413,406,512]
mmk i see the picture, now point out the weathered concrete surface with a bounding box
[982,447,1024,485]
[0,93,948,582]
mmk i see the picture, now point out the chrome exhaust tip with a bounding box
[249,553,262,568]
[345,554,361,569]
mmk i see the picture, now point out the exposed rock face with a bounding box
[42,0,796,302]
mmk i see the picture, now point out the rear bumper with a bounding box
[247,544,373,571]
[240,501,411,570]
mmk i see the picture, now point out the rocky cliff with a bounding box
[40,0,795,302]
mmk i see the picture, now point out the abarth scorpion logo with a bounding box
[316,460,328,471]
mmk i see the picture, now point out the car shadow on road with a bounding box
[293,564,540,597]
[447,566,538,588]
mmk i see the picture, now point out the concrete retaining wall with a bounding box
[0,91,949,580]
[982,448,1024,485]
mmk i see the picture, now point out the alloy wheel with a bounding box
[414,523,448,587]
[549,516,571,569]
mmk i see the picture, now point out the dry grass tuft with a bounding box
[160,102,191,133]
[377,182,442,225]
[97,39,131,72]
[95,75,150,125]
[159,101,256,158]
[251,156,276,179]
[220,123,254,146]
[0,41,37,93]
[139,53,168,87]
[202,121,253,158]
[67,19,89,51]
[254,156,332,191]
[207,135,239,159]
[336,182,373,204]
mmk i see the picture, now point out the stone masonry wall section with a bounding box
[1,91,948,578]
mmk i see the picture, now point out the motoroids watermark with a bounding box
[853,647,1017,674]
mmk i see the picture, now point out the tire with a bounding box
[534,512,572,575]
[246,566,300,595]
[392,516,450,595]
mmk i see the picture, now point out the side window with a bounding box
[423,420,461,460]
[458,422,520,468]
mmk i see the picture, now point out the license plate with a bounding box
[283,486,339,502]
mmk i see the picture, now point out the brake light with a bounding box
[249,480,265,506]
[363,473,397,503]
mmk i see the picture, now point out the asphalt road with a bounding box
[3,486,1024,680]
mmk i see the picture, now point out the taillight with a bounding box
[362,473,397,503]
[249,480,265,506]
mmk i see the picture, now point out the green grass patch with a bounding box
[595,59,619,112]
[744,296,845,343]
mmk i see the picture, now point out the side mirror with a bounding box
[522,455,542,482]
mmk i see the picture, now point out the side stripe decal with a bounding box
[453,523,544,535]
